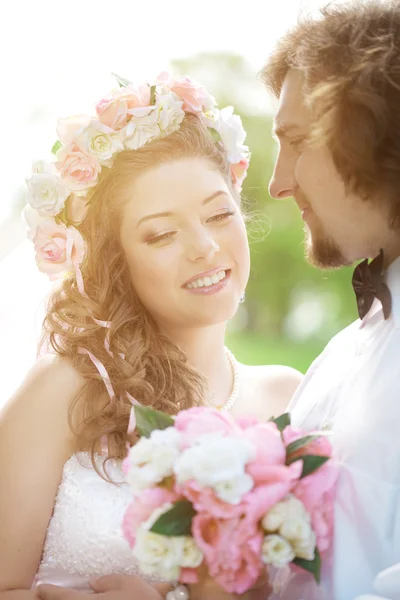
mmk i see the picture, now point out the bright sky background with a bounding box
[0,0,324,404]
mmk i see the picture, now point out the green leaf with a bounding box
[150,500,196,536]
[134,405,174,438]
[270,412,291,432]
[293,548,321,583]
[111,72,132,88]
[286,435,320,457]
[150,85,156,105]
[51,140,62,155]
[287,454,330,478]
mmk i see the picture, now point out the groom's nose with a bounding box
[268,157,297,200]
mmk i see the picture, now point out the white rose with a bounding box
[76,119,124,166]
[155,93,185,136]
[214,473,254,504]
[280,515,313,545]
[206,106,248,163]
[123,106,159,150]
[262,501,288,532]
[174,433,255,504]
[125,427,181,494]
[26,163,69,217]
[292,531,317,561]
[22,204,49,240]
[180,536,204,568]
[262,494,310,533]
[261,534,295,568]
[132,527,182,581]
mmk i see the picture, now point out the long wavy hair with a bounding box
[262,0,400,227]
[41,114,239,472]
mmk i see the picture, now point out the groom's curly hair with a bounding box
[262,0,400,228]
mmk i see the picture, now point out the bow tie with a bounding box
[352,249,392,320]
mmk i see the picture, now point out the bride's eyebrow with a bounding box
[137,191,229,227]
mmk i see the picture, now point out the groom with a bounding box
[262,0,400,599]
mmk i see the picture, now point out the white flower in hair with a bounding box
[75,119,124,166]
[155,93,185,136]
[26,161,70,217]
[205,105,249,164]
[123,105,159,150]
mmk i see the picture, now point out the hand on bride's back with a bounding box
[36,574,171,600]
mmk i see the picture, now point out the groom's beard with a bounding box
[304,222,348,269]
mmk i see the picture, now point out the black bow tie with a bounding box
[352,249,392,320]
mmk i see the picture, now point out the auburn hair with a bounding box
[41,114,239,473]
[262,0,400,226]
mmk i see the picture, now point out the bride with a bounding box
[0,73,302,599]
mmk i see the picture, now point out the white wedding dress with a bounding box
[33,452,162,591]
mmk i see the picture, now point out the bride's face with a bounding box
[120,157,250,330]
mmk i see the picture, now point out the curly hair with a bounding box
[262,0,400,227]
[41,114,239,474]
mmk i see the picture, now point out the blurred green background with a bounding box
[172,53,356,374]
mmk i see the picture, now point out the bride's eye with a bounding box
[147,231,177,246]
[207,210,236,223]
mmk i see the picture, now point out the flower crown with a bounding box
[23,72,250,281]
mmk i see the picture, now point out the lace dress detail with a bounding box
[34,452,162,590]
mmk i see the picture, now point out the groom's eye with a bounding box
[289,137,307,151]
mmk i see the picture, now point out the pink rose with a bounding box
[57,115,91,146]
[157,72,215,113]
[96,84,151,130]
[122,487,178,548]
[33,221,86,279]
[283,425,333,459]
[56,144,101,193]
[230,158,249,189]
[174,407,240,448]
[192,512,263,594]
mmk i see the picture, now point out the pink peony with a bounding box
[230,158,249,188]
[33,221,86,279]
[192,512,263,594]
[96,84,151,130]
[122,486,178,548]
[157,72,215,113]
[243,422,301,485]
[174,407,240,448]
[177,479,244,519]
[55,144,101,193]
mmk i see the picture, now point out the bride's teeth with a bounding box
[186,269,227,289]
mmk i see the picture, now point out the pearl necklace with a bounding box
[216,347,241,412]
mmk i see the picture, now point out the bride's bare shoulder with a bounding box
[239,363,303,419]
[1,354,85,439]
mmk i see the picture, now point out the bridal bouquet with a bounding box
[122,406,337,595]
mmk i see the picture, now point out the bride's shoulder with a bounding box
[1,354,85,430]
[239,363,303,419]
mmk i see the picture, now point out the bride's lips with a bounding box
[182,267,232,295]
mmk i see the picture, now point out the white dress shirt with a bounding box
[278,256,400,600]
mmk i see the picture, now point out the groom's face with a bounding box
[269,69,384,268]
